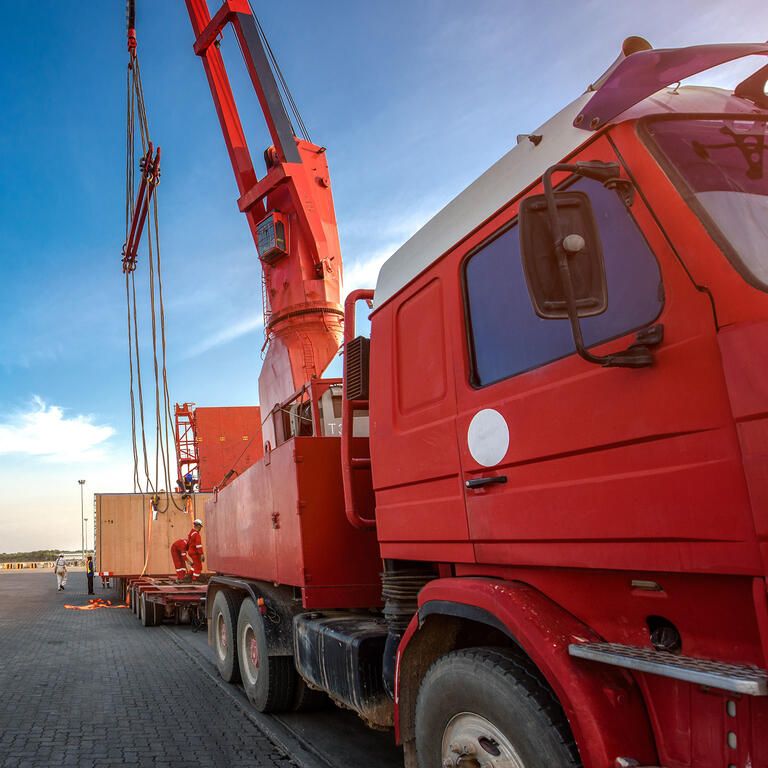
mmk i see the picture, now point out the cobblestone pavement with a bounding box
[0,571,297,768]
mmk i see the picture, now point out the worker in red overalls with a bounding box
[186,518,205,581]
[170,538,190,582]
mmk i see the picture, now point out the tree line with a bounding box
[0,550,62,563]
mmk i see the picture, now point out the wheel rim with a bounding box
[242,623,260,686]
[441,712,524,768]
[216,613,228,661]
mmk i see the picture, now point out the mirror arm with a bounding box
[605,177,635,207]
[542,165,653,369]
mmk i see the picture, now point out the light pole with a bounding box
[78,480,86,562]
[84,518,89,553]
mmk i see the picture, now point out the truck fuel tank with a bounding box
[293,612,393,728]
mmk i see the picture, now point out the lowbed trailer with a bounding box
[127,576,208,628]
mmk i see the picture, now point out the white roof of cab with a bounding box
[373,85,755,307]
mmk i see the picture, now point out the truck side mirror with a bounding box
[519,191,607,319]
[518,161,653,369]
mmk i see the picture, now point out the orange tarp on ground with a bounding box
[64,598,128,611]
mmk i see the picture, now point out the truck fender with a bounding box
[395,577,657,768]
[206,576,296,655]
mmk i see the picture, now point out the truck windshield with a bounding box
[644,118,768,291]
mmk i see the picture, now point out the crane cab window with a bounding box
[318,385,370,437]
[464,177,663,386]
[319,385,343,436]
[274,392,314,444]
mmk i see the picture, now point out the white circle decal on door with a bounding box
[467,409,510,467]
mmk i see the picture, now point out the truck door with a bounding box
[452,137,758,574]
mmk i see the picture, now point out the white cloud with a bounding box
[341,203,440,298]
[342,246,392,296]
[181,313,265,360]
[0,397,115,462]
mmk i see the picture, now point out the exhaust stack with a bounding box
[589,36,653,91]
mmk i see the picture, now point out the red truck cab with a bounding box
[368,45,768,768]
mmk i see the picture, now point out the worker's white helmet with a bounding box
[193,519,203,527]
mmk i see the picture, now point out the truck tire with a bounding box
[237,597,295,712]
[140,593,158,627]
[292,676,329,712]
[211,589,242,683]
[415,647,580,768]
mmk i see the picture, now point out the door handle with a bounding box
[465,476,507,489]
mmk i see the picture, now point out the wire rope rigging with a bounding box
[122,0,183,512]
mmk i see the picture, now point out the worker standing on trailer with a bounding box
[170,538,190,582]
[186,519,205,581]
[86,556,95,595]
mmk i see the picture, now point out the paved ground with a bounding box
[0,570,404,768]
[0,571,297,768]
[165,621,402,768]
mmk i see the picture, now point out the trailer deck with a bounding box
[127,575,208,628]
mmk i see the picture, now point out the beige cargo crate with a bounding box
[95,493,211,576]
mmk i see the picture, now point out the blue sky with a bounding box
[0,0,764,551]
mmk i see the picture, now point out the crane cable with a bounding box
[246,2,311,143]
[124,12,183,513]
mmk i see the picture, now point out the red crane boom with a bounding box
[184,0,344,441]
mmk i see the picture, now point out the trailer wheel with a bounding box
[237,597,295,712]
[211,590,242,683]
[415,647,579,768]
[140,593,158,627]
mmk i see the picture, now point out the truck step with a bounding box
[568,642,768,696]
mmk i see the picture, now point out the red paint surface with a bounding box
[195,406,263,492]
[206,436,381,610]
